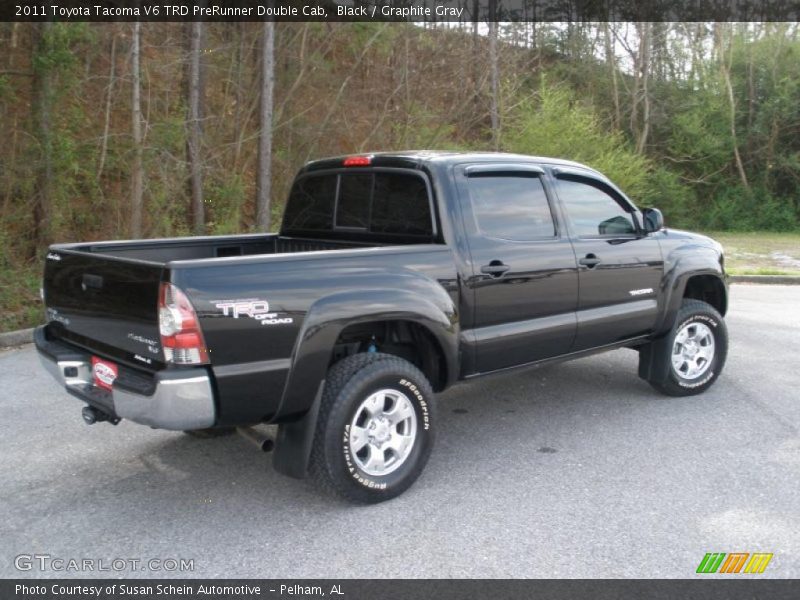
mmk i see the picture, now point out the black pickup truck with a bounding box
[36,151,729,502]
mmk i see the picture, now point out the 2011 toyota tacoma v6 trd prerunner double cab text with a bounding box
[36,152,729,503]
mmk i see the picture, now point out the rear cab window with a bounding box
[282,170,436,241]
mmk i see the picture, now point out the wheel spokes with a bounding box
[670,320,716,380]
[362,443,386,473]
[348,388,419,477]
[364,392,385,416]
[350,425,369,453]
[386,432,413,457]
[386,396,414,426]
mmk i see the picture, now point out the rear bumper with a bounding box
[35,326,216,430]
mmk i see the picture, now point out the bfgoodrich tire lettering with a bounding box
[649,299,728,397]
[309,353,435,503]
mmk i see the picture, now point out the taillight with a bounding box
[343,155,371,167]
[158,282,209,365]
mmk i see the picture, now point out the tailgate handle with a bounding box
[81,274,104,291]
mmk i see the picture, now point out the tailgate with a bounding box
[43,249,165,368]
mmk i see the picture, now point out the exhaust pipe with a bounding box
[236,426,274,452]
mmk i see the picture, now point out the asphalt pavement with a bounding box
[1,284,798,578]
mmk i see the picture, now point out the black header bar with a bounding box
[4,0,800,22]
[3,579,800,600]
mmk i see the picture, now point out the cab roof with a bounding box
[301,151,604,177]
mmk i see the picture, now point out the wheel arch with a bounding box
[331,319,450,392]
[278,287,457,420]
[271,285,457,479]
[682,274,727,316]
[657,268,728,336]
[642,267,728,386]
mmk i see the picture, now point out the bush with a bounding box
[0,261,43,333]
[703,186,798,232]
[504,77,695,226]
[207,174,247,235]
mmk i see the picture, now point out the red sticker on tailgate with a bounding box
[91,357,118,391]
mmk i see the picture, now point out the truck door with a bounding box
[456,164,579,373]
[551,169,664,350]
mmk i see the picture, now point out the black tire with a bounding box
[183,427,236,439]
[647,299,728,397]
[309,352,435,503]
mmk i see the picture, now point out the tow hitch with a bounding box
[81,405,120,426]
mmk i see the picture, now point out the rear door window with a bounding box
[466,173,556,241]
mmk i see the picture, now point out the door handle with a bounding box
[579,254,601,268]
[480,261,510,277]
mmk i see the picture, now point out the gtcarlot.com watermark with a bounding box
[15,554,194,573]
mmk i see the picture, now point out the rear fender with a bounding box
[272,280,458,479]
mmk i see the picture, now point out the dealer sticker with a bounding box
[91,357,118,391]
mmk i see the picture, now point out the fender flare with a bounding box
[654,245,727,337]
[272,284,458,479]
[642,262,727,384]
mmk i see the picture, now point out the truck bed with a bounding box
[43,232,445,373]
[67,233,379,264]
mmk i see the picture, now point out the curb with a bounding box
[729,275,800,285]
[0,327,35,349]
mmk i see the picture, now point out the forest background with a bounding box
[2,20,799,331]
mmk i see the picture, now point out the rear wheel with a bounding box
[309,353,435,503]
[646,299,728,396]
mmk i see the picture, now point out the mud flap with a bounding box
[638,334,672,385]
[272,381,325,479]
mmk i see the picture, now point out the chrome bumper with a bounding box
[113,375,215,430]
[36,327,215,430]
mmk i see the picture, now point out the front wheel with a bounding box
[309,353,435,503]
[645,299,728,397]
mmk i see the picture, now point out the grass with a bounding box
[0,261,44,334]
[703,231,800,276]
[1,231,798,334]
[726,267,794,276]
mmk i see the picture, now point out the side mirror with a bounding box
[598,215,636,235]
[642,208,664,233]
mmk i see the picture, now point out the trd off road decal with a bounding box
[213,298,293,326]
